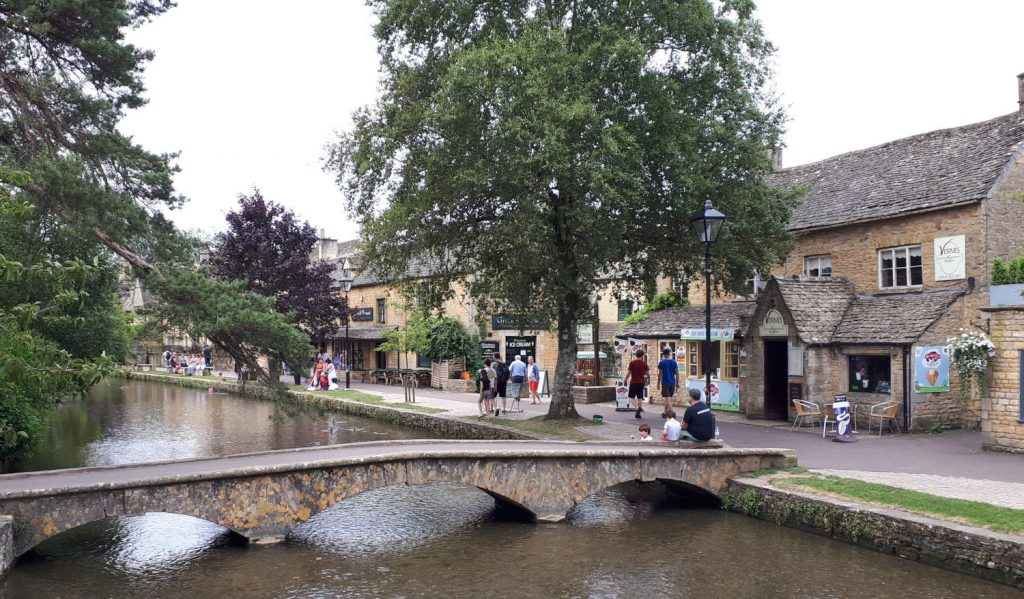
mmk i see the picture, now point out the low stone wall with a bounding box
[572,385,615,404]
[124,372,536,441]
[723,477,1024,589]
[441,378,477,394]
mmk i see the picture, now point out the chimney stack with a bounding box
[768,146,783,171]
[1018,72,1024,121]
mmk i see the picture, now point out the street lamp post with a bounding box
[340,258,354,390]
[690,198,726,405]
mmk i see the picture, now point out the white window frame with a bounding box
[804,254,832,277]
[878,244,923,289]
[742,271,765,299]
[671,273,689,295]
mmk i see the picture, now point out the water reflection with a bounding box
[2,378,442,473]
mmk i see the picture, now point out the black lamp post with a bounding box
[690,198,726,405]
[340,258,354,389]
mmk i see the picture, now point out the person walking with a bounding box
[656,347,679,417]
[478,359,497,418]
[203,345,212,368]
[680,388,716,441]
[527,356,541,404]
[509,355,526,406]
[492,352,510,416]
[623,349,650,418]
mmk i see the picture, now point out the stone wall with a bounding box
[980,307,1024,453]
[571,385,616,405]
[986,154,1024,263]
[910,297,978,429]
[0,516,12,578]
[725,478,1024,589]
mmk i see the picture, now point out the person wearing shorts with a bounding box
[527,356,541,404]
[656,347,679,416]
[624,349,650,418]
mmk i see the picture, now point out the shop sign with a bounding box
[934,235,966,281]
[480,340,499,360]
[680,327,734,341]
[913,345,950,393]
[351,307,374,322]
[576,324,594,345]
[505,336,536,361]
[492,314,551,330]
[759,308,789,337]
[685,380,739,412]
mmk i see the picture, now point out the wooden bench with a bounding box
[134,364,154,372]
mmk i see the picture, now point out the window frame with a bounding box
[617,299,634,321]
[376,298,387,324]
[804,254,832,278]
[847,354,892,394]
[878,244,923,289]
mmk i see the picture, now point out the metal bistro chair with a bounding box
[791,399,822,432]
[868,400,901,436]
[821,402,838,438]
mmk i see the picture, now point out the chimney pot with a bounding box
[1018,72,1024,121]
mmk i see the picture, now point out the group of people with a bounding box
[626,347,716,441]
[306,354,341,391]
[477,352,541,418]
[162,347,212,376]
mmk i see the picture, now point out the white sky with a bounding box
[120,0,1024,242]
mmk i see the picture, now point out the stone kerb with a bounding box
[0,442,795,555]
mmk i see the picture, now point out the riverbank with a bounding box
[723,475,1024,590]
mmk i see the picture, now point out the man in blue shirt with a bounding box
[656,347,679,417]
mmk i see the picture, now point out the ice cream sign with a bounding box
[933,235,965,281]
[914,345,950,393]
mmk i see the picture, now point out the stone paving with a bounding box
[811,469,1024,510]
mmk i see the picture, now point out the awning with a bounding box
[576,351,608,359]
[332,326,398,343]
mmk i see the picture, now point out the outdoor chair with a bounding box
[791,399,822,432]
[868,401,901,436]
[821,402,838,438]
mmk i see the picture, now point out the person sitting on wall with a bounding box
[680,388,715,441]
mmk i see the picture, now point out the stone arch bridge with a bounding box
[0,440,795,559]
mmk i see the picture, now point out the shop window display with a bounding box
[848,355,891,394]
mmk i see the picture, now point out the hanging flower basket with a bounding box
[946,330,996,400]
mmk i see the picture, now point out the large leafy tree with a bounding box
[211,190,350,346]
[329,0,796,418]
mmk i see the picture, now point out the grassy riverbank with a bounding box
[290,386,446,414]
[772,474,1024,534]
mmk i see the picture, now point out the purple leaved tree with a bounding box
[211,190,349,349]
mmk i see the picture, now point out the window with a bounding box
[686,341,733,378]
[879,245,923,288]
[376,299,387,324]
[848,355,891,394]
[672,273,689,296]
[688,342,699,377]
[617,300,634,321]
[743,272,765,298]
[722,342,740,379]
[416,353,431,368]
[804,255,832,277]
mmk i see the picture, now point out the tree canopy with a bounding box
[211,190,349,346]
[328,0,796,417]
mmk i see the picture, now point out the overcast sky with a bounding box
[120,0,1024,243]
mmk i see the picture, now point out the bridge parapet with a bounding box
[0,440,797,560]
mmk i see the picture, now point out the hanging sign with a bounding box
[614,338,628,354]
[913,346,951,393]
[680,328,734,341]
[933,235,966,281]
[492,314,551,330]
[759,308,789,337]
[351,307,374,322]
[576,324,594,345]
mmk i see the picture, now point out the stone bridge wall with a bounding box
[0,445,795,559]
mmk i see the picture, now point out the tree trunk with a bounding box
[546,301,581,419]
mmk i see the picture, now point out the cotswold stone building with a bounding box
[620,74,1024,430]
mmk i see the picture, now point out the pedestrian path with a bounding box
[812,469,1024,510]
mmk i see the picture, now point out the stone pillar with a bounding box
[0,516,13,576]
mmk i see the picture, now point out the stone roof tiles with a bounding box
[616,302,757,339]
[832,288,965,345]
[773,277,855,344]
[768,113,1024,231]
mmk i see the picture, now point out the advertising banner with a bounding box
[680,328,734,341]
[685,379,739,412]
[914,345,951,393]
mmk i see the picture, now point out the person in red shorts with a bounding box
[527,356,542,404]
[623,349,650,418]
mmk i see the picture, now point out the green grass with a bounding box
[135,370,227,382]
[474,416,599,441]
[744,466,808,478]
[776,475,1024,533]
[300,388,447,414]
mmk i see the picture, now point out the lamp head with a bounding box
[689,198,726,244]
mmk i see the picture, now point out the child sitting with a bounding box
[638,423,653,441]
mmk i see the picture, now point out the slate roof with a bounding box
[616,302,757,339]
[832,288,965,345]
[768,113,1024,231]
[773,277,855,344]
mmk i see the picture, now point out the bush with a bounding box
[992,256,1024,285]
[622,290,688,326]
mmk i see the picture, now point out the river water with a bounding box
[1,380,1019,598]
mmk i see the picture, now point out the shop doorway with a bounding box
[763,339,789,420]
